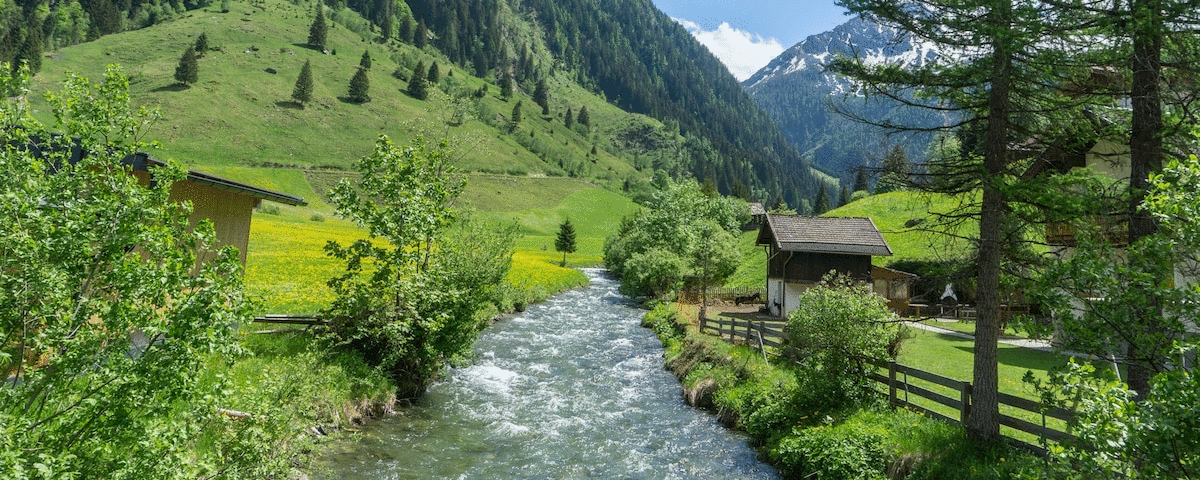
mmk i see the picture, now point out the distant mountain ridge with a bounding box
[743,16,949,179]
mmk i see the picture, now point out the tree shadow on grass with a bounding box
[275,100,304,109]
[952,343,1073,372]
[152,83,190,92]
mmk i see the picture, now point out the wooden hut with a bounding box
[756,214,892,317]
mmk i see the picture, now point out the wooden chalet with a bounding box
[756,214,893,317]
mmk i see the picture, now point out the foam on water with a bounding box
[317,269,778,480]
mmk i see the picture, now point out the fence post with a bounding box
[959,381,972,424]
[888,360,898,407]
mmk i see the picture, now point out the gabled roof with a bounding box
[124,153,307,206]
[756,214,892,256]
[24,135,307,206]
[749,202,766,216]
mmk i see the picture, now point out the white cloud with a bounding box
[673,18,784,81]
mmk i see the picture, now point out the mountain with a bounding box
[18,0,822,209]
[742,16,952,181]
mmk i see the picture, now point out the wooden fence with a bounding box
[679,286,764,305]
[696,314,1076,452]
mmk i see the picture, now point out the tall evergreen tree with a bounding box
[510,100,522,128]
[498,70,513,100]
[359,50,372,70]
[307,8,327,51]
[292,59,314,106]
[426,61,440,84]
[173,46,198,86]
[554,218,577,267]
[407,60,428,100]
[533,79,550,115]
[813,183,829,215]
[398,15,413,44]
[193,33,208,57]
[874,145,909,194]
[564,107,574,128]
[853,167,870,194]
[13,19,42,75]
[414,19,427,49]
[348,67,370,103]
[832,0,1100,443]
[576,105,590,127]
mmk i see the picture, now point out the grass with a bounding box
[27,0,655,190]
[892,327,1078,446]
[827,191,977,266]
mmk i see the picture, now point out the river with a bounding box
[315,269,778,479]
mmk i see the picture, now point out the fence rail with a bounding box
[696,313,1076,453]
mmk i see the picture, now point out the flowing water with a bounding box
[315,269,778,480]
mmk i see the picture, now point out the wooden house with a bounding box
[756,214,893,317]
[872,265,918,314]
[124,153,307,266]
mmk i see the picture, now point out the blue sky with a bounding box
[650,0,853,81]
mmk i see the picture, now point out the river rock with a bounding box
[684,378,719,409]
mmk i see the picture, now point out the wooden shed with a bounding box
[872,265,918,314]
[756,214,893,317]
[124,153,307,266]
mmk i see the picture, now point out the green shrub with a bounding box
[259,203,283,215]
[309,213,325,222]
[769,420,889,480]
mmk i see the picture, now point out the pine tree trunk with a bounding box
[968,3,1012,443]
[1125,0,1165,399]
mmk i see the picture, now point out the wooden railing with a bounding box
[866,359,1076,449]
[696,314,1076,452]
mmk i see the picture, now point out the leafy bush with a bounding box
[0,66,279,478]
[322,136,517,398]
[784,273,900,405]
[258,203,282,215]
[769,421,889,480]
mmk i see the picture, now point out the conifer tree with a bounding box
[853,167,870,194]
[292,59,314,106]
[173,46,198,86]
[407,60,428,100]
[398,16,413,44]
[533,79,549,115]
[555,218,577,267]
[576,105,590,127]
[414,19,427,49]
[13,21,42,75]
[193,33,208,57]
[499,70,513,100]
[510,100,522,128]
[308,8,327,51]
[426,61,440,84]
[564,107,574,128]
[813,183,829,215]
[359,50,371,70]
[839,185,851,207]
[348,67,370,103]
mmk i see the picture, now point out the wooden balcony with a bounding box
[1045,214,1128,247]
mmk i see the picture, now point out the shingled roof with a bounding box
[756,214,892,256]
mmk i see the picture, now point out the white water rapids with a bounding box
[316,269,778,479]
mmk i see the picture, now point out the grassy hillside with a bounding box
[27,0,670,187]
[826,190,976,265]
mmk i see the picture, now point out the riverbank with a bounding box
[641,303,1049,480]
